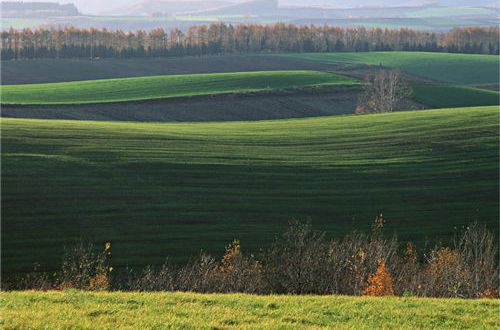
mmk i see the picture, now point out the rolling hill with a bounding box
[281,52,500,85]
[0,71,357,105]
[413,85,500,108]
[2,106,498,273]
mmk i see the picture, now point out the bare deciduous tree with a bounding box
[356,70,412,114]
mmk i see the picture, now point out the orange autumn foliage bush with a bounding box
[363,259,395,296]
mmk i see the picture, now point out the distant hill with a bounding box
[281,0,498,7]
[108,0,233,16]
[196,0,278,16]
[194,1,497,19]
[1,1,80,17]
[100,0,499,17]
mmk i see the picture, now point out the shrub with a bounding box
[422,247,469,297]
[456,223,499,298]
[59,241,112,291]
[216,240,264,294]
[119,263,175,292]
[4,220,498,298]
[363,259,395,296]
[355,70,412,114]
[263,221,330,294]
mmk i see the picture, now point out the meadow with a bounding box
[413,85,500,108]
[0,70,357,105]
[2,291,498,329]
[2,106,498,274]
[281,52,500,85]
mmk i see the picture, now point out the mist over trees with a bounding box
[1,24,498,60]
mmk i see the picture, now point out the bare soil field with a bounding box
[1,55,346,85]
[0,87,360,121]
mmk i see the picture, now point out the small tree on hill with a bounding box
[355,70,412,114]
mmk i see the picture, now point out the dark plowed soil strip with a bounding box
[1,86,364,122]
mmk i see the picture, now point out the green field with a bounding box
[281,52,500,85]
[3,291,498,329]
[413,85,500,108]
[0,70,357,105]
[2,106,498,273]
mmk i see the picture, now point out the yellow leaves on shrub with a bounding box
[426,247,469,296]
[220,240,241,273]
[89,273,109,291]
[428,247,461,273]
[363,259,394,296]
[373,213,385,231]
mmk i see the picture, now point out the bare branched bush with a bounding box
[421,247,470,297]
[4,220,498,298]
[391,243,420,296]
[355,69,412,114]
[120,263,175,292]
[456,223,499,298]
[59,241,112,290]
[263,221,331,294]
[331,232,399,295]
[216,240,265,294]
[176,253,220,293]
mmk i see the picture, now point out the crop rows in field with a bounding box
[0,70,358,105]
[2,106,498,273]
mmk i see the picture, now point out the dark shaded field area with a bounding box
[1,55,344,85]
[1,87,361,122]
[2,107,498,274]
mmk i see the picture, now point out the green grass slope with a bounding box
[0,70,357,105]
[2,106,498,273]
[3,291,498,329]
[281,52,500,85]
[413,85,500,108]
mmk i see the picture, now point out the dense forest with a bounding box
[1,24,498,60]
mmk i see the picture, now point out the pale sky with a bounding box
[15,0,138,14]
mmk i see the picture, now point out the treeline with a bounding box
[1,24,499,60]
[4,220,498,299]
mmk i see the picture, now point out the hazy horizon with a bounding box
[5,0,497,15]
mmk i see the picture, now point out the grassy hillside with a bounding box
[413,85,500,108]
[281,52,500,85]
[0,71,357,105]
[3,291,498,329]
[2,106,498,273]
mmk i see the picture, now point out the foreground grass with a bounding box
[2,291,498,329]
[0,70,357,105]
[281,52,500,84]
[2,106,498,274]
[413,84,500,108]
